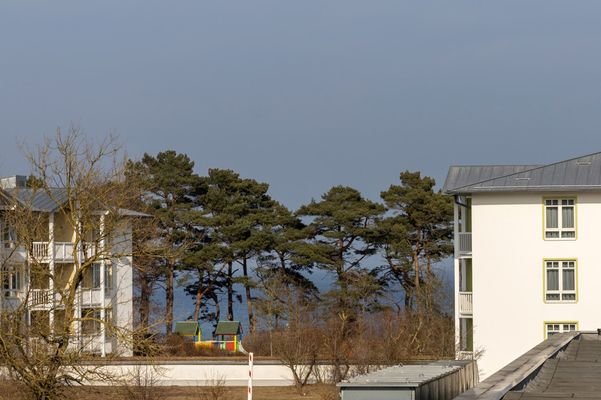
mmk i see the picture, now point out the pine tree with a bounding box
[379,171,453,309]
[125,151,204,334]
[297,186,385,317]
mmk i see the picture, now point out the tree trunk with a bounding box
[165,263,174,335]
[227,261,234,321]
[242,256,255,332]
[139,272,152,332]
[192,281,204,322]
[413,252,420,289]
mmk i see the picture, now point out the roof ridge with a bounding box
[448,165,543,192]
[449,164,541,168]
[449,152,601,192]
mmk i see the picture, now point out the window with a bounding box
[546,322,577,338]
[1,223,16,248]
[544,199,575,239]
[459,318,473,352]
[2,264,21,297]
[82,263,101,289]
[81,308,102,335]
[104,264,113,291]
[544,260,576,302]
[29,310,50,337]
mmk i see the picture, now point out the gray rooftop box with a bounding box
[338,360,478,400]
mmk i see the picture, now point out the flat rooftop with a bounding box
[506,333,601,399]
[339,361,471,388]
[456,332,601,400]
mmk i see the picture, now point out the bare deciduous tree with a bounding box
[0,127,146,400]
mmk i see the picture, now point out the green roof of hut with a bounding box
[215,321,242,336]
[174,321,200,336]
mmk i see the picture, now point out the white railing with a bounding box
[83,244,97,259]
[54,242,75,261]
[80,288,102,306]
[30,289,51,307]
[32,242,50,260]
[459,291,473,315]
[80,334,104,354]
[31,242,97,262]
[458,232,472,254]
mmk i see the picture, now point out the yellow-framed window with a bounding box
[544,198,575,239]
[544,260,576,302]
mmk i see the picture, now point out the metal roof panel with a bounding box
[445,152,601,194]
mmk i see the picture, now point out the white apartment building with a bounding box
[0,175,137,356]
[443,153,601,378]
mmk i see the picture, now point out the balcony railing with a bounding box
[30,289,51,307]
[458,291,473,315]
[32,242,49,259]
[30,242,97,262]
[80,288,103,306]
[54,242,75,261]
[458,232,472,255]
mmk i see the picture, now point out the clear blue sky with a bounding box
[2,1,601,211]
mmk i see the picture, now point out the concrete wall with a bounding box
[86,362,308,386]
[468,192,601,377]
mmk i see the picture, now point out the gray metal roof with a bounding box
[1,189,148,217]
[118,208,151,217]
[443,165,540,194]
[4,188,68,212]
[444,152,601,194]
[338,361,468,388]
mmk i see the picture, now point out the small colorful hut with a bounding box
[174,321,202,343]
[214,321,243,352]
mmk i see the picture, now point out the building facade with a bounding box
[0,175,134,356]
[444,153,601,378]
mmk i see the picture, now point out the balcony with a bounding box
[458,232,472,256]
[80,289,103,306]
[29,289,51,307]
[458,291,473,315]
[54,242,75,262]
[31,242,96,263]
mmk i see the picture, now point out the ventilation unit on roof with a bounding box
[515,177,531,181]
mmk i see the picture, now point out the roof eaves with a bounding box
[444,165,542,194]
[448,151,601,194]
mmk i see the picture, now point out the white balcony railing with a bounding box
[458,232,472,255]
[54,242,75,261]
[80,334,111,354]
[32,242,50,259]
[31,242,96,262]
[30,289,51,307]
[80,289,103,306]
[458,291,473,315]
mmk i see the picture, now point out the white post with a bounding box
[48,212,55,329]
[248,352,254,400]
[99,213,106,357]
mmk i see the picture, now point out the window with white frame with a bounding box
[104,264,113,291]
[2,264,21,297]
[546,322,577,338]
[81,308,102,335]
[545,260,576,302]
[544,199,575,239]
[1,223,16,248]
[82,263,101,289]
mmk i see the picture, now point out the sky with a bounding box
[3,1,601,326]
[0,0,601,208]
[3,2,601,211]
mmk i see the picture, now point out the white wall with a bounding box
[469,192,601,377]
[112,220,134,356]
